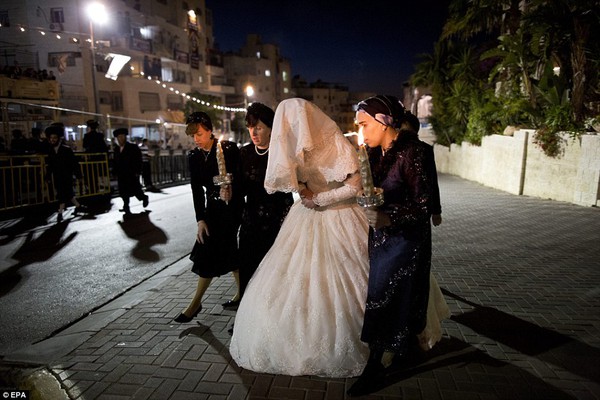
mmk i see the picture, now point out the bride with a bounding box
[229,98,448,378]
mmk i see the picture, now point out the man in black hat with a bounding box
[83,119,108,154]
[112,128,149,214]
[45,123,84,221]
[82,120,108,195]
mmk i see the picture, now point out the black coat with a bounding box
[46,143,81,202]
[113,141,143,197]
[188,140,243,278]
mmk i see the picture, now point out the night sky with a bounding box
[205,0,450,97]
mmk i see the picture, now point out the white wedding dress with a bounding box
[230,170,371,378]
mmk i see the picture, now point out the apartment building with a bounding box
[0,0,367,148]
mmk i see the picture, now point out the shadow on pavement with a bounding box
[381,336,577,399]
[0,220,77,297]
[443,288,600,383]
[117,211,168,262]
[0,210,53,246]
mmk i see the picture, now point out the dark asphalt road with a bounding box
[0,184,196,355]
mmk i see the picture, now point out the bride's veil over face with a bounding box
[264,98,359,194]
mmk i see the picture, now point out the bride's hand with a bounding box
[300,188,316,209]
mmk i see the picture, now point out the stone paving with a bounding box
[2,174,600,399]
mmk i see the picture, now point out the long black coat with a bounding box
[113,141,143,197]
[189,140,243,278]
[46,143,81,203]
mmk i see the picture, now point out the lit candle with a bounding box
[216,136,227,177]
[357,132,374,197]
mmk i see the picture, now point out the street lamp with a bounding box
[244,84,254,108]
[86,2,107,115]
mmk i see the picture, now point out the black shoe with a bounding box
[221,299,240,309]
[142,196,149,208]
[173,305,202,323]
[119,206,131,214]
[56,212,63,222]
[74,205,87,214]
[347,360,387,397]
[228,324,234,335]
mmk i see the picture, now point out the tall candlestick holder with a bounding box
[213,173,233,186]
[357,187,384,207]
[213,139,232,204]
[357,143,384,207]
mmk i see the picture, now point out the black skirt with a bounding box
[189,220,239,278]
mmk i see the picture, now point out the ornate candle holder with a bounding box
[356,187,384,208]
[213,173,233,186]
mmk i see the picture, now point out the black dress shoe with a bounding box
[173,305,202,323]
[143,196,149,208]
[227,324,234,335]
[347,360,387,397]
[221,299,240,309]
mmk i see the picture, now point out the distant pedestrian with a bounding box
[112,128,149,214]
[82,120,109,195]
[45,124,85,222]
[138,138,156,190]
[28,127,52,155]
[9,129,28,155]
[83,120,108,154]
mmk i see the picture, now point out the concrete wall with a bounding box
[433,130,600,207]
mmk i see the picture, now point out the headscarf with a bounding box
[264,98,359,194]
[355,94,408,129]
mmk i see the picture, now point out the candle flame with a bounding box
[357,129,365,146]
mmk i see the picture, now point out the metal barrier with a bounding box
[0,153,110,211]
[0,155,48,210]
[147,149,190,188]
[0,150,191,212]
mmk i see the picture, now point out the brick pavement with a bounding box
[2,174,600,399]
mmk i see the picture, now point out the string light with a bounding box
[1,23,247,113]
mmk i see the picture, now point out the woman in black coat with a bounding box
[174,111,243,323]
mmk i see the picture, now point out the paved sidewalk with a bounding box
[2,174,599,399]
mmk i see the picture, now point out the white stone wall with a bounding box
[575,135,600,207]
[522,132,581,203]
[433,130,600,207]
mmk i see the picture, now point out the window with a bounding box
[50,8,64,23]
[0,10,10,27]
[112,92,123,111]
[167,94,183,110]
[99,91,111,105]
[139,92,161,112]
[48,52,78,71]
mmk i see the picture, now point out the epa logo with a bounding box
[1,390,30,399]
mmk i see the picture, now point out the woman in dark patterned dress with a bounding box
[348,95,445,396]
[173,111,243,323]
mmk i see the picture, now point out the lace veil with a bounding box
[265,98,359,194]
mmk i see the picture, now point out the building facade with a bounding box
[1,0,369,149]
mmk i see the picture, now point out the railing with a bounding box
[0,150,191,212]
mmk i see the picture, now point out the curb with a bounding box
[1,255,192,399]
[0,363,69,400]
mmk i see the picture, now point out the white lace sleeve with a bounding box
[313,172,361,207]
